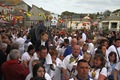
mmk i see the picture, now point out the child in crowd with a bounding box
[35,32,49,52]
[107,52,117,80]
[83,52,92,67]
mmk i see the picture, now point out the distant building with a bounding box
[100,15,120,31]
[67,16,91,30]
[26,5,51,27]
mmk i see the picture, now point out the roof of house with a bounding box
[16,0,31,11]
[30,5,50,14]
[102,15,120,21]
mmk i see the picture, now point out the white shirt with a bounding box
[41,40,45,46]
[48,58,62,78]
[115,62,120,71]
[68,36,72,43]
[88,43,94,53]
[29,52,52,73]
[16,37,25,50]
[82,33,87,42]
[21,52,31,62]
[16,37,25,55]
[62,54,83,77]
[24,41,32,52]
[89,67,107,80]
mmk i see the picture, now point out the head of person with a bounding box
[108,51,117,63]
[96,45,106,56]
[49,49,58,61]
[26,34,31,40]
[83,52,91,62]
[93,54,106,68]
[11,41,19,50]
[9,49,20,60]
[72,45,80,58]
[78,39,84,47]
[1,43,7,52]
[77,59,89,79]
[32,63,45,78]
[38,45,47,59]
[115,38,120,47]
[100,39,109,48]
[111,31,116,36]
[32,59,41,68]
[64,38,69,46]
[77,35,82,41]
[71,38,77,47]
[40,32,48,41]
[27,45,35,56]
[82,43,88,52]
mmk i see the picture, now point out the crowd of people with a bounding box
[0,24,120,80]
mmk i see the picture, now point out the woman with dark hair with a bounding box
[107,52,117,80]
[25,60,51,80]
[89,54,107,80]
[32,63,46,80]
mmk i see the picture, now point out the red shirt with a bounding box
[1,60,29,80]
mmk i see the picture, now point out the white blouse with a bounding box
[89,67,107,80]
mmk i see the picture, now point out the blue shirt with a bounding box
[63,46,83,57]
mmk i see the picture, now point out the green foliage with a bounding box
[102,29,110,35]
[61,11,75,16]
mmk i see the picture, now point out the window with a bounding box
[111,22,117,28]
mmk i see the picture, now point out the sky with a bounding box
[23,0,120,14]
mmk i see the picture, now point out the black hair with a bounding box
[32,63,45,78]
[100,39,109,46]
[108,51,117,63]
[27,45,35,52]
[115,38,120,42]
[39,45,47,52]
[64,38,69,44]
[77,59,88,66]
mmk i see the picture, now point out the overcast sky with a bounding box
[23,0,120,14]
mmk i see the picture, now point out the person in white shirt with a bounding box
[62,45,83,80]
[29,45,52,73]
[82,29,87,42]
[26,61,51,80]
[89,54,107,80]
[108,39,120,62]
[21,45,35,64]
[114,62,120,80]
[69,59,93,80]
[16,33,25,56]
[87,37,94,54]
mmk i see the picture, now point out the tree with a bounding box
[61,11,75,16]
[113,9,120,13]
[103,10,111,18]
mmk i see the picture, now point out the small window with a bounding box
[111,22,117,28]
